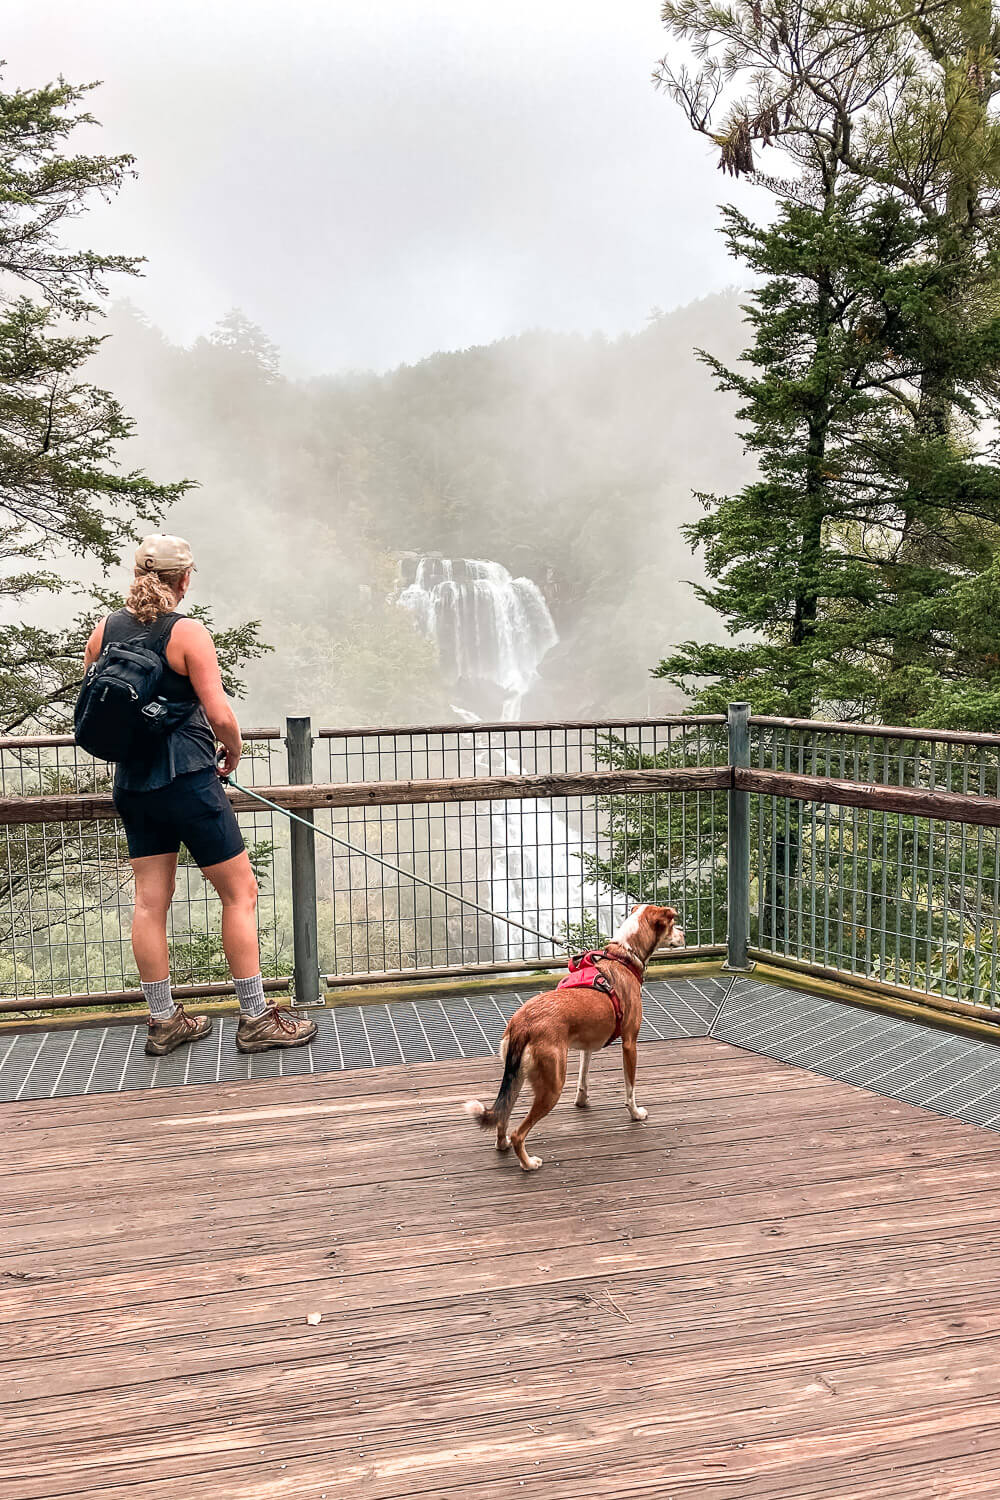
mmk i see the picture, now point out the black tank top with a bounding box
[103,609,217,791]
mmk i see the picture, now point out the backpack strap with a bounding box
[101,609,179,656]
[144,612,180,657]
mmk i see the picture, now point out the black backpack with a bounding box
[74,614,195,762]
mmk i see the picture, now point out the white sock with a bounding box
[233,973,268,1018]
[142,976,177,1021]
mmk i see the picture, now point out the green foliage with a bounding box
[573,732,729,946]
[167,931,232,986]
[0,77,142,316]
[657,0,1000,228]
[247,607,443,728]
[0,74,279,1000]
[170,918,284,985]
[651,2,1000,729]
[0,74,270,733]
[596,1,1000,979]
[0,757,136,1000]
[750,802,1000,1002]
[558,913,610,952]
[178,837,276,885]
[0,75,199,730]
[654,191,1000,725]
[208,309,281,381]
[169,837,281,986]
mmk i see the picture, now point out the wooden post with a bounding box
[725,702,755,973]
[285,716,322,1007]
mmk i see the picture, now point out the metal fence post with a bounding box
[725,702,755,972]
[285,716,322,1006]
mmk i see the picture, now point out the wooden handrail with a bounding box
[0,717,724,752]
[4,765,1000,827]
[0,767,731,826]
[5,714,1000,751]
[0,728,283,750]
[4,764,1000,828]
[317,715,727,738]
[749,715,1000,749]
[736,767,1000,829]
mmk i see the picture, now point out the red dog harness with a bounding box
[556,948,644,1046]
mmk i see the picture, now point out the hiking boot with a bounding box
[144,1004,213,1057]
[235,1005,318,1054]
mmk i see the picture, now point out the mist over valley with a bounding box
[92,292,750,728]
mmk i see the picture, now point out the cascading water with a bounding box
[397,557,557,720]
[396,555,622,960]
[451,709,622,960]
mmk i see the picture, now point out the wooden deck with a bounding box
[4,1036,1000,1499]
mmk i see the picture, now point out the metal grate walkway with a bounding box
[0,974,729,1103]
[712,974,1000,1133]
[7,970,1000,1136]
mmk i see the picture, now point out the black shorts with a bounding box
[114,767,246,867]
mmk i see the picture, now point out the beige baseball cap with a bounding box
[134,534,196,574]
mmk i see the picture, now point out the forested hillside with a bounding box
[90,292,751,724]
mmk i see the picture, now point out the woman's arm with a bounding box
[83,619,106,669]
[173,619,243,775]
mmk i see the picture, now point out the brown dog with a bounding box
[464,904,683,1171]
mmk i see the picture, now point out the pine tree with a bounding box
[654,0,1000,727]
[657,190,1000,726]
[208,309,282,380]
[0,75,202,732]
[584,2,1000,951]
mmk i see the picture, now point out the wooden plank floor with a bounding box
[4,1037,1000,1499]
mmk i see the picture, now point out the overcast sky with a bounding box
[7,0,761,374]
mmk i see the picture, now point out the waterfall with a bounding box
[397,556,557,719]
[459,723,622,960]
[397,554,623,960]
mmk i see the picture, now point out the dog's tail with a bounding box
[464,1034,526,1131]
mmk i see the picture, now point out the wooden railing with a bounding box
[736,768,1000,829]
[3,708,1000,1021]
[0,766,730,826]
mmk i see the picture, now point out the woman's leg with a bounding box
[130,853,178,980]
[133,850,213,1055]
[202,848,317,1052]
[201,849,260,979]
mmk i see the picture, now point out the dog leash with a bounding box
[225,774,669,1006]
[225,773,567,951]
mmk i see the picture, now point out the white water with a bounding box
[451,707,621,959]
[398,554,624,960]
[398,557,557,719]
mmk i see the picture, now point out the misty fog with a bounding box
[6,0,762,370]
[8,0,765,730]
[88,294,751,727]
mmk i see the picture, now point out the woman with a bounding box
[84,534,317,1058]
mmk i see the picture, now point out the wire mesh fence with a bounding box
[0,733,286,1002]
[749,718,1000,795]
[320,717,727,783]
[4,712,1000,1014]
[748,720,1000,1011]
[317,716,728,976]
[0,717,730,1001]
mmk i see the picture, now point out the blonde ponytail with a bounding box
[126,568,187,624]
